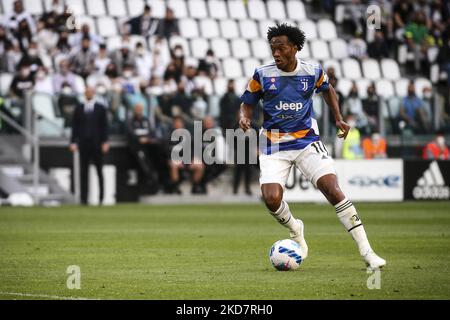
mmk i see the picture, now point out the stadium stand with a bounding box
[0,0,449,205]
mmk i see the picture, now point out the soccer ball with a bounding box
[269,239,303,271]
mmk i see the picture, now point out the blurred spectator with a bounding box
[157,8,180,40]
[404,11,429,72]
[126,4,159,37]
[170,81,193,121]
[58,81,79,127]
[93,44,111,75]
[348,31,367,60]
[16,42,43,75]
[167,116,204,194]
[34,67,54,95]
[362,132,387,159]
[181,64,198,96]
[70,37,96,79]
[0,26,18,72]
[399,82,430,134]
[53,59,77,94]
[342,115,363,159]
[219,79,241,133]
[191,89,208,120]
[200,116,227,193]
[55,29,71,55]
[109,40,137,74]
[422,131,449,160]
[343,82,368,134]
[70,87,109,205]
[347,0,365,35]
[127,103,160,193]
[135,42,153,81]
[198,49,220,79]
[5,0,37,35]
[327,76,345,136]
[422,86,434,128]
[362,83,381,133]
[437,36,450,88]
[69,24,103,52]
[151,37,170,79]
[13,17,34,53]
[9,64,34,98]
[368,30,390,59]
[36,20,58,55]
[393,0,414,40]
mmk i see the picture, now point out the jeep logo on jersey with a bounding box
[276,101,303,111]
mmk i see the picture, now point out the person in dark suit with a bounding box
[126,4,159,37]
[70,87,109,205]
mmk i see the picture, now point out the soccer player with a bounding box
[239,24,386,269]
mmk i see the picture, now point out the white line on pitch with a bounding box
[0,292,99,300]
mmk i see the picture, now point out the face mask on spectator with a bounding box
[62,86,72,95]
[347,119,356,128]
[20,68,30,77]
[148,86,163,96]
[29,49,38,57]
[123,70,133,79]
[36,71,46,80]
[205,55,214,64]
[424,91,432,99]
[436,136,445,148]
[137,48,145,56]
[174,48,183,58]
[96,85,107,95]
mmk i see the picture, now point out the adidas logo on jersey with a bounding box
[276,101,303,112]
[413,161,450,199]
[269,84,277,90]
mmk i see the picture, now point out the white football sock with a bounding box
[335,198,372,256]
[269,201,300,232]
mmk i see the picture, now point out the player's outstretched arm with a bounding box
[322,85,350,139]
[239,103,254,132]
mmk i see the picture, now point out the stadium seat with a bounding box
[380,58,401,81]
[23,0,43,15]
[336,78,353,97]
[65,0,85,16]
[207,0,228,20]
[86,0,106,16]
[127,0,145,17]
[222,58,243,79]
[1,0,13,13]
[355,78,372,99]
[167,0,188,18]
[362,59,382,80]
[267,0,286,20]
[97,17,118,38]
[220,19,240,39]
[414,77,433,98]
[150,0,167,19]
[106,35,123,51]
[286,1,306,21]
[200,19,220,39]
[310,40,330,60]
[195,75,213,95]
[231,39,251,59]
[0,73,13,96]
[76,16,97,34]
[106,0,127,17]
[298,20,317,40]
[251,39,271,59]
[239,20,259,39]
[259,20,275,39]
[394,78,410,98]
[323,59,342,78]
[74,74,86,94]
[235,77,250,93]
[32,93,56,121]
[179,18,199,39]
[317,19,337,40]
[169,36,191,56]
[190,38,210,59]
[210,38,231,58]
[227,0,247,19]
[187,0,208,19]
[329,39,348,60]
[296,41,310,59]
[243,58,261,78]
[342,58,362,80]
[248,0,267,20]
[213,77,228,95]
[375,79,395,99]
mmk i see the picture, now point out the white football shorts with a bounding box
[259,141,336,188]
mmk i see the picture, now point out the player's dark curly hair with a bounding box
[267,23,305,51]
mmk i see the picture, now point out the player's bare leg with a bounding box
[317,174,386,269]
[261,183,308,258]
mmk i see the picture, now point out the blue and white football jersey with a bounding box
[240,58,329,154]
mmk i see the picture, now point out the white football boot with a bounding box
[363,250,386,270]
[290,219,308,259]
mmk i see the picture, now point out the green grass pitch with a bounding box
[1,202,449,300]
